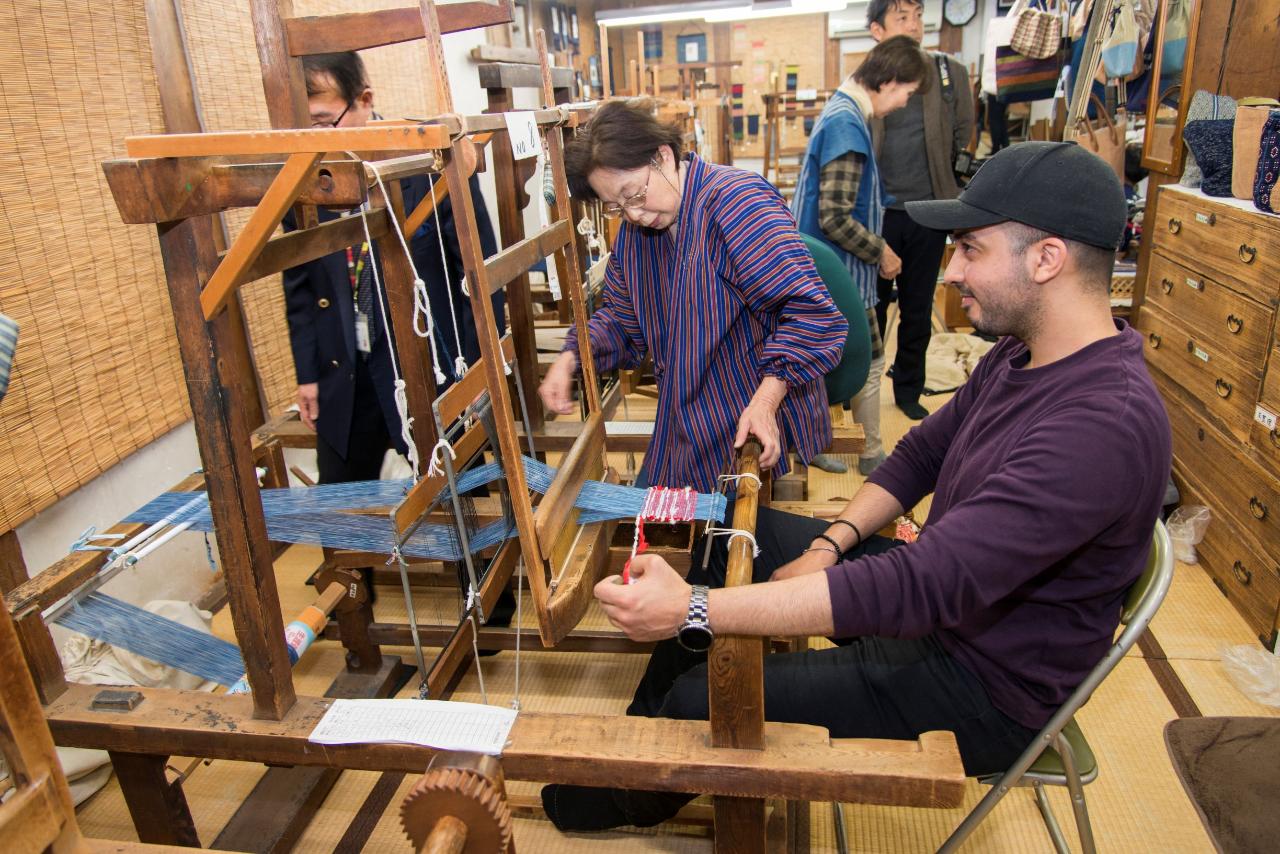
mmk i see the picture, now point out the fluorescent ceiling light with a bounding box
[597,0,749,27]
[703,0,848,22]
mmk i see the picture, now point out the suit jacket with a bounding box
[283,174,500,459]
[870,52,974,202]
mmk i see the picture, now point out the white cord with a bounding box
[708,527,761,557]
[425,170,469,380]
[468,610,489,705]
[354,177,422,478]
[718,472,763,491]
[427,436,456,478]
[361,156,447,386]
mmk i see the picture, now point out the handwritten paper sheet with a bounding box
[308,699,517,755]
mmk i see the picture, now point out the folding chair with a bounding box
[937,520,1174,853]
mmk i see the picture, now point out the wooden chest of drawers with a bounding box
[1137,186,1280,649]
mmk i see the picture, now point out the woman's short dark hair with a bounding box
[853,34,931,95]
[564,100,684,200]
[302,52,370,104]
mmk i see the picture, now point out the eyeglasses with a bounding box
[601,166,655,219]
[312,101,353,129]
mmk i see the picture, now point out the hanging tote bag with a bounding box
[1102,0,1140,79]
[991,4,1064,103]
[1161,0,1191,75]
[1011,0,1064,60]
[1072,93,1126,179]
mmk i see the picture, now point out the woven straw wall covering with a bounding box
[0,0,464,531]
[0,0,184,531]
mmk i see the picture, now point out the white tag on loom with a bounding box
[354,312,371,353]
[505,111,539,160]
[308,698,516,755]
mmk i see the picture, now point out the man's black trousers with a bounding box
[875,208,949,407]
[572,506,1038,828]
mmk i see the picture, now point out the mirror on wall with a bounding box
[1142,0,1200,174]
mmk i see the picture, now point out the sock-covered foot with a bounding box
[898,400,929,421]
[809,453,848,473]
[858,451,887,476]
[541,783,630,832]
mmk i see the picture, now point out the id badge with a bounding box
[355,312,371,353]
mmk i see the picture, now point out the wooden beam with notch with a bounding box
[283,1,514,56]
[199,151,321,318]
[124,125,452,159]
[484,219,571,296]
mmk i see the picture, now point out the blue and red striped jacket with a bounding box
[565,155,847,492]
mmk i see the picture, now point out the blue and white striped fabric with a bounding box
[0,313,17,404]
[791,92,884,309]
[565,155,846,492]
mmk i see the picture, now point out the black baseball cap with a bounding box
[905,142,1127,250]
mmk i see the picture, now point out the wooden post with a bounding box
[0,530,67,704]
[599,23,611,97]
[156,216,296,720]
[146,0,269,429]
[637,30,647,96]
[109,751,201,847]
[484,83,543,431]
[709,440,767,852]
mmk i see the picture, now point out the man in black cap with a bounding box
[540,142,1172,833]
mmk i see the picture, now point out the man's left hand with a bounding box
[594,554,691,642]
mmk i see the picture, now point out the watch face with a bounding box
[677,624,714,652]
[944,0,976,27]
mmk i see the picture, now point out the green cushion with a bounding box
[1029,717,1098,778]
[800,234,872,404]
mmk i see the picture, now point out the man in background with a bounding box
[867,0,974,422]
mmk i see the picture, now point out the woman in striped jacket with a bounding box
[540,101,847,493]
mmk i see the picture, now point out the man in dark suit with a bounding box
[285,51,501,484]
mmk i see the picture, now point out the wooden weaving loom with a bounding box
[4,2,961,851]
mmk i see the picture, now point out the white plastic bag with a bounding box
[1166,505,1210,564]
[1222,644,1280,707]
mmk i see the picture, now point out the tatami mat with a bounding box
[71,363,1268,852]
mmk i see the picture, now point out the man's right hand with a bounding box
[297,383,320,430]
[538,351,578,415]
[879,244,903,280]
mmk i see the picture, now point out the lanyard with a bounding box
[346,242,369,297]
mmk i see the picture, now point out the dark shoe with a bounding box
[541,784,630,832]
[898,400,929,421]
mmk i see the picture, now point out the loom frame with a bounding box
[5,2,961,851]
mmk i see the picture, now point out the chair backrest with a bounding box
[799,233,872,404]
[1046,520,1175,727]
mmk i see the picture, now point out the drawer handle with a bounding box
[1238,244,1257,264]
[1187,339,1195,353]
[1232,561,1252,586]
[1168,217,1182,234]
[1228,560,1249,588]
[1226,314,1244,334]
[1249,496,1268,520]
[1215,378,1233,399]
[1160,278,1174,294]
[1148,332,1162,349]
[1272,427,1280,449]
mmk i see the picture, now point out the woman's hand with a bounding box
[879,243,902,280]
[735,376,787,468]
[538,351,578,415]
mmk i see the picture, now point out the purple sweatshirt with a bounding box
[825,323,1171,728]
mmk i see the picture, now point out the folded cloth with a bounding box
[1180,90,1236,188]
[1254,110,1280,214]
[1233,101,1280,199]
[1183,118,1235,197]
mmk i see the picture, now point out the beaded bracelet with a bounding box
[828,518,863,547]
[813,532,842,554]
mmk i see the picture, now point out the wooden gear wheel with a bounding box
[400,752,514,853]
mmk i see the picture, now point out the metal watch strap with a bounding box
[686,584,710,627]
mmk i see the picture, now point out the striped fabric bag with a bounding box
[994,43,1064,103]
[0,313,17,404]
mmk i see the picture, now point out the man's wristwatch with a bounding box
[676,584,714,652]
